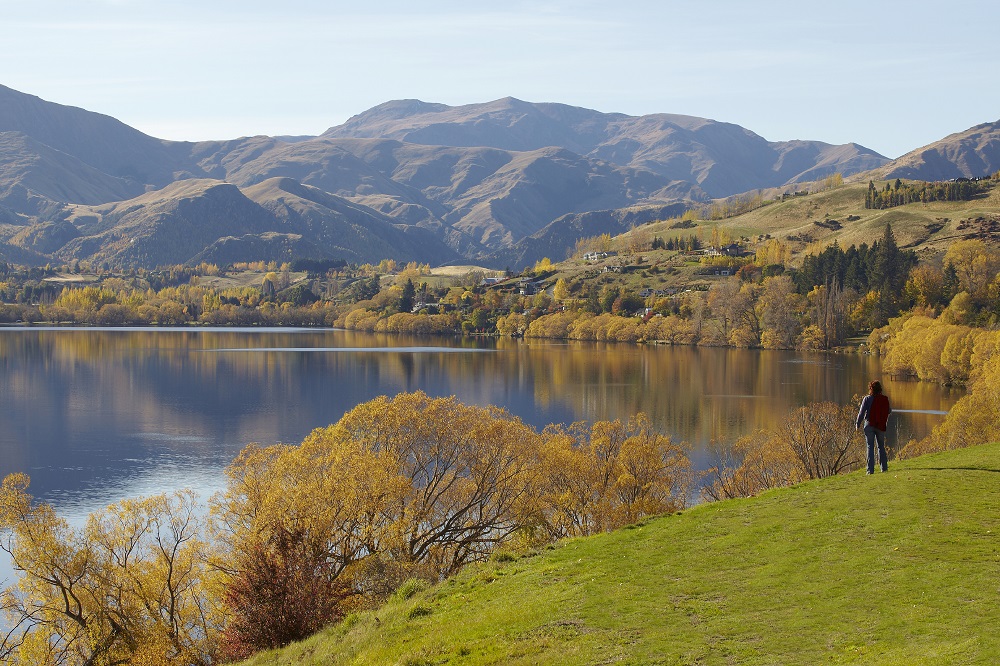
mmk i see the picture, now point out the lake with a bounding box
[1,326,961,520]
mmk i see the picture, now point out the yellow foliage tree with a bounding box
[943,239,1000,300]
[0,476,216,665]
[900,353,1000,457]
[704,430,807,500]
[536,415,691,539]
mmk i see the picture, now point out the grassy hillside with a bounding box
[514,179,1000,302]
[243,444,1000,665]
[689,181,1000,261]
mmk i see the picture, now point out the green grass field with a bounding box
[242,443,1000,665]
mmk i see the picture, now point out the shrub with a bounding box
[219,527,350,662]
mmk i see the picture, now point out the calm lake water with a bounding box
[1,327,961,520]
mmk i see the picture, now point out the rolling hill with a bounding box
[241,443,1000,665]
[0,84,996,270]
[36,178,460,267]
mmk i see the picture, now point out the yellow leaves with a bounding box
[943,239,1000,299]
[496,313,528,337]
[0,473,31,524]
[905,353,1000,456]
[1,479,214,665]
[5,393,695,662]
[755,239,792,268]
[877,314,1000,385]
[217,391,546,594]
[536,416,692,539]
[533,257,553,274]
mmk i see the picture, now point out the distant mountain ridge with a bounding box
[0,84,994,269]
[324,97,889,198]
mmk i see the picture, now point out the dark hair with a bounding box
[869,380,883,395]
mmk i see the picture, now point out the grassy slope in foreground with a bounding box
[245,444,1000,665]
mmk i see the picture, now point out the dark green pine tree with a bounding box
[942,262,961,303]
[399,278,416,313]
[872,224,902,324]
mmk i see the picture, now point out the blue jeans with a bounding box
[864,425,888,473]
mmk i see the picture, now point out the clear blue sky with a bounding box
[3,0,998,158]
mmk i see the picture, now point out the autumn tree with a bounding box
[905,264,946,309]
[0,478,217,665]
[218,527,350,661]
[335,392,540,577]
[782,402,863,478]
[706,401,864,502]
[552,278,570,302]
[758,275,804,349]
[900,353,1000,457]
[214,390,542,625]
[704,430,806,500]
[706,279,742,343]
[943,239,1000,302]
[536,415,692,539]
[804,281,851,349]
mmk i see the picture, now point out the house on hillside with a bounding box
[583,251,618,262]
[518,278,543,295]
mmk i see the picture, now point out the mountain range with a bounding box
[1,84,997,269]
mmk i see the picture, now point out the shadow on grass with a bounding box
[919,467,1000,474]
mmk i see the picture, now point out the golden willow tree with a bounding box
[211,392,695,656]
[537,416,693,539]
[0,478,216,665]
[705,401,864,500]
[2,392,695,663]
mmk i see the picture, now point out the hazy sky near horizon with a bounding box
[3,0,998,158]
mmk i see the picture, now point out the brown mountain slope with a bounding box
[878,120,1000,181]
[0,84,203,186]
[215,136,693,255]
[324,97,889,198]
[240,177,458,265]
[57,180,278,266]
[0,131,146,215]
[31,178,458,268]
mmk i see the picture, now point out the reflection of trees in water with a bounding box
[503,343,953,449]
[0,330,960,502]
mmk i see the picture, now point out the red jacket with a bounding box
[857,394,891,431]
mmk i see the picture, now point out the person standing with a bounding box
[856,380,892,474]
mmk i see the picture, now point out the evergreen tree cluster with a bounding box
[792,243,874,294]
[791,225,917,318]
[290,258,347,275]
[865,178,988,209]
[652,234,702,251]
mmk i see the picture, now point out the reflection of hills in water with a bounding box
[0,328,962,512]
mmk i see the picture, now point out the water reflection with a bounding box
[0,327,961,519]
